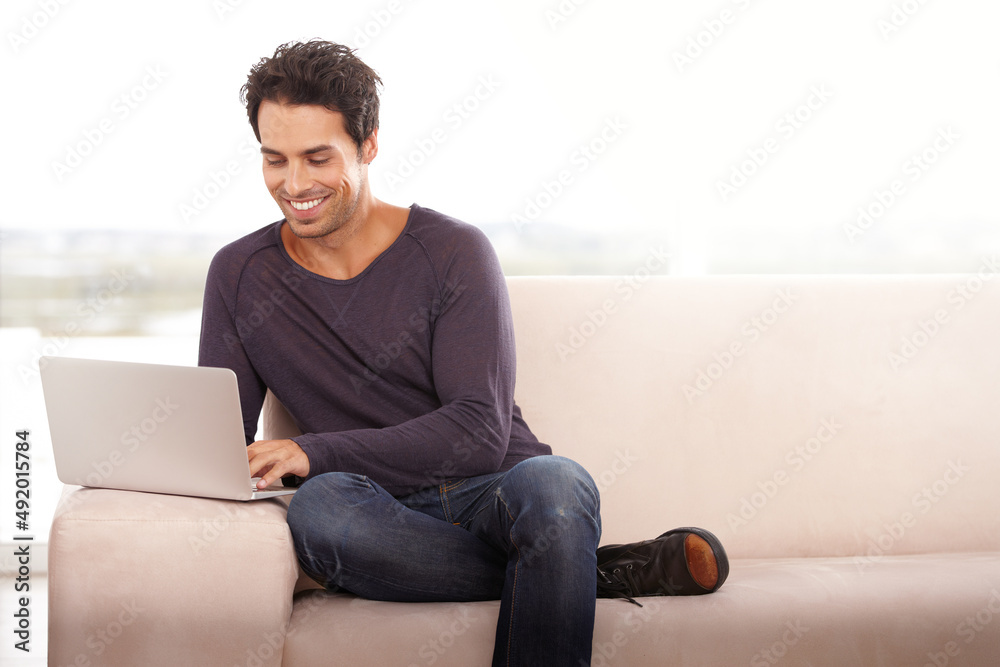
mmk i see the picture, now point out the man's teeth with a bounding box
[290,197,325,211]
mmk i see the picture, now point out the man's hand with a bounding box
[248,439,310,489]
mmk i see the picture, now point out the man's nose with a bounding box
[285,161,313,196]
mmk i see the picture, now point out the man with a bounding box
[199,40,728,666]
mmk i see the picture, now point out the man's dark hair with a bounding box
[241,40,382,154]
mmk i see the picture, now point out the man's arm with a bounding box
[199,245,310,489]
[198,248,268,445]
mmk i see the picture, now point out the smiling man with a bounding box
[198,40,728,666]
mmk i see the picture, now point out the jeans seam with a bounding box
[438,485,451,523]
[440,479,471,523]
[495,490,519,667]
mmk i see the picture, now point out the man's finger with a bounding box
[254,457,289,488]
[248,449,271,479]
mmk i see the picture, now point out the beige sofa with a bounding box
[48,275,1000,666]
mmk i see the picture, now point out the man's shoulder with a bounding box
[211,220,283,268]
[205,221,283,293]
[406,204,494,256]
[401,205,504,292]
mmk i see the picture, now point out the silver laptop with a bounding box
[40,356,296,501]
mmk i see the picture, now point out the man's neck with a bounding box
[281,198,411,281]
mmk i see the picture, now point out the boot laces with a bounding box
[596,564,643,607]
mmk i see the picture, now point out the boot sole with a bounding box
[660,526,730,593]
[684,534,719,590]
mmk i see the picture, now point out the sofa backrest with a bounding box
[505,275,1000,559]
[264,274,1000,560]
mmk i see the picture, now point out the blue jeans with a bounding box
[286,455,602,666]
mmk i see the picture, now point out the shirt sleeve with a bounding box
[198,248,267,446]
[289,225,517,495]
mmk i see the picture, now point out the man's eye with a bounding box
[309,158,330,166]
[265,158,285,167]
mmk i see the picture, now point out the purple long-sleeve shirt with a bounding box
[198,204,550,496]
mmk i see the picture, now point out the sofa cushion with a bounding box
[505,276,1000,558]
[283,553,1000,666]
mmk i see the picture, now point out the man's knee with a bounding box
[505,456,601,531]
[513,456,599,505]
[286,471,370,535]
[508,457,601,564]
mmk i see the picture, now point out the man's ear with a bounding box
[361,128,379,165]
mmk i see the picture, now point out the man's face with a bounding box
[258,100,374,240]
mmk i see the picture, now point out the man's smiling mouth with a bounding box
[287,196,328,211]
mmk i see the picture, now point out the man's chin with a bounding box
[285,218,317,237]
[284,214,334,240]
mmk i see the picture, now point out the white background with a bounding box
[3,0,998,271]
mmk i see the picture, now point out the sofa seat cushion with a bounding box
[283,553,1000,666]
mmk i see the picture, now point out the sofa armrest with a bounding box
[48,485,298,667]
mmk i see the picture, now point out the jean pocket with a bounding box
[440,479,468,492]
